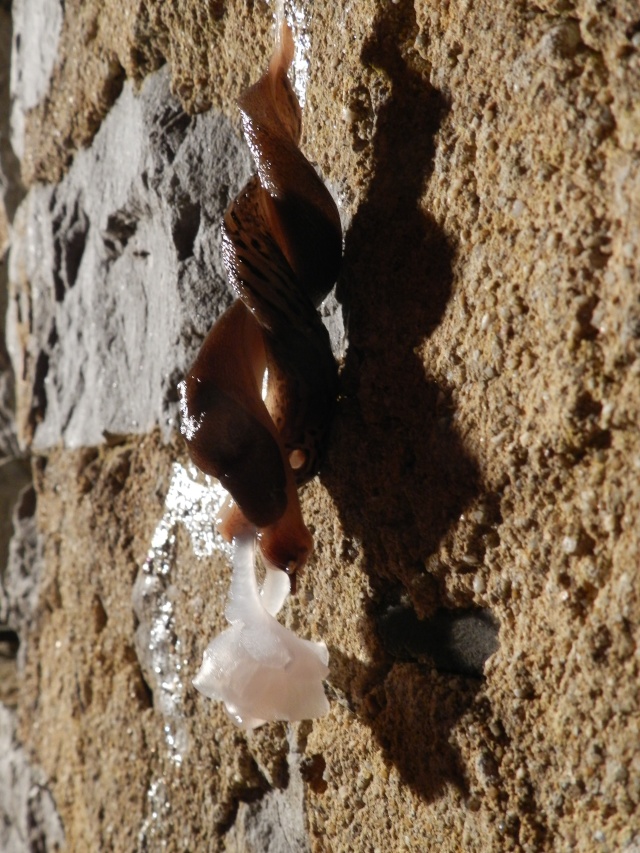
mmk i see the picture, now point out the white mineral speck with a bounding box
[473,574,486,594]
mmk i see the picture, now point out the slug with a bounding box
[180,20,341,575]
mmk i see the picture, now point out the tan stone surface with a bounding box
[23,438,292,848]
[11,0,640,851]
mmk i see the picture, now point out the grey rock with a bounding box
[0,3,31,612]
[9,0,63,160]
[1,4,24,229]
[1,480,37,642]
[226,728,311,853]
[8,66,253,450]
[0,704,65,853]
[0,462,31,616]
[0,3,24,459]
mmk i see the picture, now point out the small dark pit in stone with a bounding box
[587,428,611,452]
[16,484,36,520]
[625,19,640,40]
[573,391,602,420]
[300,754,328,794]
[53,198,89,299]
[0,628,20,708]
[132,668,154,711]
[575,295,600,339]
[92,595,108,634]
[103,210,137,259]
[0,628,19,659]
[378,605,500,677]
[172,200,201,261]
[30,349,49,429]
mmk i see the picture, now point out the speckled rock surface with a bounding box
[3,0,640,851]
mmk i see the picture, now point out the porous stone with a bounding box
[3,0,640,851]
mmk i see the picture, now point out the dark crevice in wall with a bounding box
[378,605,500,677]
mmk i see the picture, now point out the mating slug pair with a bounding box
[180,21,341,575]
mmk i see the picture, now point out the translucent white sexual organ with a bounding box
[192,535,329,729]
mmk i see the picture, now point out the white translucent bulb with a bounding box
[193,535,329,729]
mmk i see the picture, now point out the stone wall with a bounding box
[1,0,639,850]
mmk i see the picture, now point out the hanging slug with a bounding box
[180,19,341,575]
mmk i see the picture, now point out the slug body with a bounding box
[181,23,341,574]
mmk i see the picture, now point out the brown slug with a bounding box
[180,21,341,575]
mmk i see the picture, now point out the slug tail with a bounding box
[271,0,295,79]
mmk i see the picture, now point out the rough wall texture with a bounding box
[2,0,640,851]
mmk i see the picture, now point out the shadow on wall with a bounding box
[323,0,490,803]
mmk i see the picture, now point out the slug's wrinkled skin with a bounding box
[180,23,341,575]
